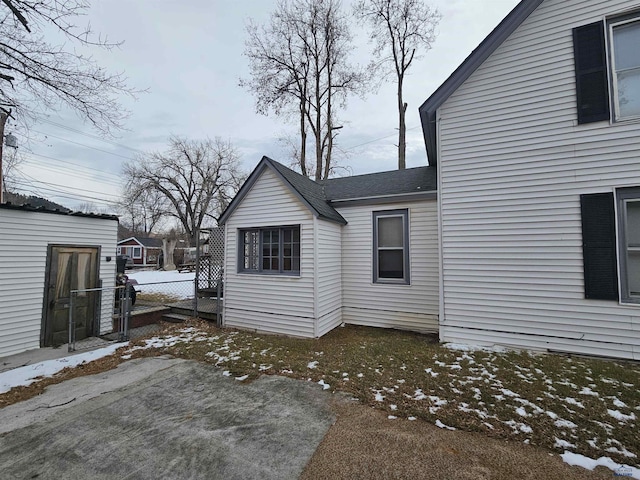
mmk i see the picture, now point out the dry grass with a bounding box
[2,321,639,467]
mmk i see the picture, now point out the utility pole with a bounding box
[0,109,8,204]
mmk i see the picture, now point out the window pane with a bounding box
[284,229,292,242]
[613,21,640,118]
[293,257,300,271]
[617,68,640,118]
[271,258,279,270]
[284,258,291,271]
[378,216,403,247]
[379,250,404,279]
[627,201,640,296]
[613,21,640,70]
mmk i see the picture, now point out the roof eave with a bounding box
[218,156,346,226]
[418,0,544,166]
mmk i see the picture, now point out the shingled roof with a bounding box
[218,156,437,226]
[321,166,437,201]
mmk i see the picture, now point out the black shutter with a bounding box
[573,22,610,124]
[581,193,618,300]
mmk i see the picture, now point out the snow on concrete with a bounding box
[0,343,127,394]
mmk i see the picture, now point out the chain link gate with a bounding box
[195,227,224,325]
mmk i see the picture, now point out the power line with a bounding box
[15,172,122,200]
[15,170,119,203]
[13,178,118,206]
[24,153,123,184]
[35,117,148,155]
[344,125,421,151]
[32,129,137,161]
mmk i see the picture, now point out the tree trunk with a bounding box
[398,80,407,170]
[0,110,7,203]
[300,108,307,176]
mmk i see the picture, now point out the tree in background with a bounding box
[355,0,441,169]
[242,0,366,180]
[123,137,245,246]
[118,188,167,237]
[0,0,136,133]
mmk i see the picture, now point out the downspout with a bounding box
[313,216,319,338]
[436,109,445,343]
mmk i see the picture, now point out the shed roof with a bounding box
[0,202,119,221]
[218,156,437,226]
[418,0,544,166]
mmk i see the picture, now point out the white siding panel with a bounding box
[316,219,342,336]
[0,209,117,357]
[338,200,439,333]
[223,169,316,336]
[438,0,640,360]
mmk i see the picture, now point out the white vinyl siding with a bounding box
[0,208,117,357]
[338,200,439,334]
[437,0,640,359]
[223,168,316,337]
[316,219,342,337]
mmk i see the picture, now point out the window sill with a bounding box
[237,271,301,278]
[374,280,410,286]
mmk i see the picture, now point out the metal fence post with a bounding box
[68,291,75,352]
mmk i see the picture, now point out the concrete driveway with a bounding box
[0,357,334,480]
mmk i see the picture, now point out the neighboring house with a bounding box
[117,236,163,267]
[419,0,640,360]
[218,156,439,338]
[0,203,118,357]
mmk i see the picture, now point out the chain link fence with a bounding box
[68,278,198,352]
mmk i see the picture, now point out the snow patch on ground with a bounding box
[307,361,319,369]
[0,343,128,394]
[435,420,456,430]
[608,409,636,422]
[560,452,640,479]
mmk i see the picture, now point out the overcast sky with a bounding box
[8,0,521,211]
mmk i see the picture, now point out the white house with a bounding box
[0,203,118,357]
[218,156,439,338]
[419,0,640,360]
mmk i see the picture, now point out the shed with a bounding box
[0,203,118,357]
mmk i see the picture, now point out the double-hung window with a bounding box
[573,14,640,123]
[610,18,640,120]
[239,226,300,275]
[617,188,640,304]
[373,209,409,284]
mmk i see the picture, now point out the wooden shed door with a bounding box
[43,246,99,347]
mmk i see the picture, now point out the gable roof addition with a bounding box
[418,0,544,166]
[219,156,437,226]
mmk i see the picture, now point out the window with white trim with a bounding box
[610,18,640,120]
[617,188,640,303]
[373,209,409,284]
[132,246,142,259]
[573,15,640,124]
[238,226,300,275]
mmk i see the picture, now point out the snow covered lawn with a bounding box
[118,323,640,476]
[127,269,195,300]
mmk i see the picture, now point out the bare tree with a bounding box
[242,0,366,180]
[123,137,245,246]
[355,0,441,169]
[0,0,137,133]
[119,188,167,237]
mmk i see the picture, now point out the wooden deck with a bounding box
[167,298,222,321]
